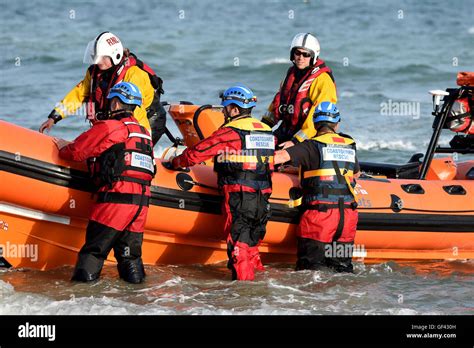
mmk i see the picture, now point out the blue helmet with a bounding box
[107,82,142,107]
[220,84,257,109]
[313,102,341,123]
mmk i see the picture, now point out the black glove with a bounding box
[161,161,175,170]
[162,161,190,172]
[48,110,63,124]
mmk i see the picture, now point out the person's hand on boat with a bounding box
[39,110,62,133]
[39,119,55,133]
[161,161,175,170]
[274,149,291,165]
[279,141,295,150]
[52,137,72,150]
[161,157,180,170]
[278,164,299,174]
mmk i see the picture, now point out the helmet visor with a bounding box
[83,39,102,64]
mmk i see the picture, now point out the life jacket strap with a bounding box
[305,202,358,212]
[97,192,149,206]
[226,171,271,182]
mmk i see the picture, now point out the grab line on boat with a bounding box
[0,202,71,225]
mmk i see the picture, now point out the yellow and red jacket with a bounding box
[53,53,158,133]
[268,59,337,143]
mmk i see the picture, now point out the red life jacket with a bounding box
[447,97,474,134]
[88,113,156,191]
[273,59,335,133]
[87,53,163,120]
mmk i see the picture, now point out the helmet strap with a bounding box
[223,106,239,123]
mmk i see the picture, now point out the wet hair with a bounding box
[315,121,337,133]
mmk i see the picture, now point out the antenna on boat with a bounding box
[419,89,454,179]
[429,90,449,114]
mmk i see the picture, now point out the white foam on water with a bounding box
[267,279,309,294]
[0,291,160,315]
[136,276,183,292]
[1,260,472,315]
[387,308,419,315]
[0,280,14,295]
[260,57,289,66]
[340,91,356,98]
[468,27,474,35]
[357,140,417,151]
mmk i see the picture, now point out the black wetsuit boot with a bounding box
[72,221,120,282]
[114,231,146,284]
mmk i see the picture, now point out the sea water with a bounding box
[0,0,473,314]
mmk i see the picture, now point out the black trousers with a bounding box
[296,237,354,273]
[73,220,144,282]
[226,189,271,247]
[225,189,271,280]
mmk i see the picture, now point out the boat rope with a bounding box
[358,206,474,213]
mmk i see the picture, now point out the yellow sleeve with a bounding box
[123,66,153,133]
[54,70,91,119]
[262,81,284,126]
[292,72,337,143]
[261,93,278,126]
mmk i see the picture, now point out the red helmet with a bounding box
[447,98,473,134]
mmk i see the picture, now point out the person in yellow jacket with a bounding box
[263,33,337,149]
[39,32,166,145]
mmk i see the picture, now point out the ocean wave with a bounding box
[2,55,64,66]
[333,63,372,77]
[259,57,289,66]
[388,63,438,75]
[1,260,472,315]
[340,90,355,98]
[357,140,418,151]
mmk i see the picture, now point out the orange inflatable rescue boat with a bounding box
[0,85,473,270]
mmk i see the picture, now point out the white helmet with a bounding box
[290,33,320,65]
[83,32,124,66]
